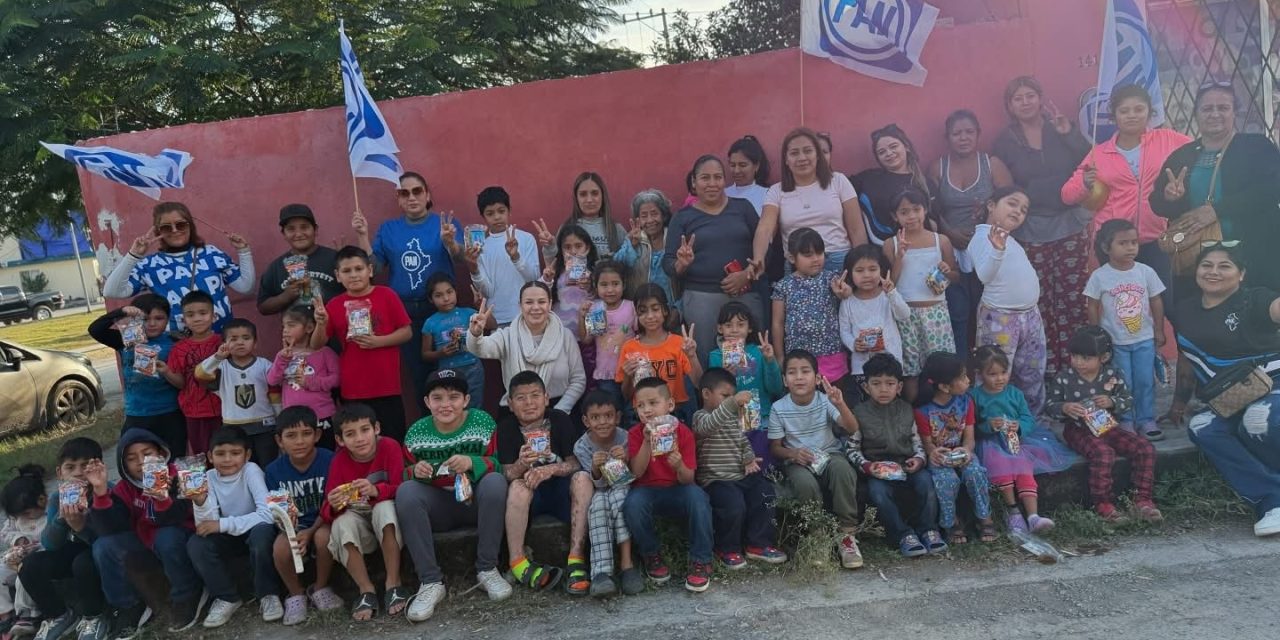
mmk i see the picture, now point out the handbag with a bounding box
[1197,361,1273,418]
[1158,136,1229,276]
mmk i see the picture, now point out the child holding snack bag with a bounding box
[421,273,488,409]
[579,260,635,407]
[0,466,49,636]
[167,290,224,455]
[837,244,912,406]
[708,301,783,461]
[269,306,340,450]
[616,284,703,422]
[544,225,600,380]
[1046,327,1162,524]
[971,345,1076,534]
[574,390,644,598]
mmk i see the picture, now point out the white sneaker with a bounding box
[201,599,242,629]
[475,569,512,601]
[259,595,284,622]
[838,533,864,569]
[405,582,446,623]
[1255,507,1280,537]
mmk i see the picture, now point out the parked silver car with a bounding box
[0,340,104,434]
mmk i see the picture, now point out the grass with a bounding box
[0,408,123,475]
[0,312,103,352]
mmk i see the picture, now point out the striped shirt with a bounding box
[767,394,845,454]
[403,410,501,487]
[691,396,756,485]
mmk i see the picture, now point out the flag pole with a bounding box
[351,173,361,215]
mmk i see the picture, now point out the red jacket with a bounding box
[1061,128,1192,244]
[87,428,194,548]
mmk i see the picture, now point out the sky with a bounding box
[602,0,729,56]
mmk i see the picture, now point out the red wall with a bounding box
[80,0,1105,361]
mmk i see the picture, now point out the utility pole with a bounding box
[618,8,670,53]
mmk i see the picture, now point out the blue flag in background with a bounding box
[1080,0,1165,142]
[40,143,192,200]
[800,0,940,87]
[340,19,403,185]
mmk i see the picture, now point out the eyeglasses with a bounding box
[396,186,426,199]
[1201,240,1241,248]
[156,221,190,234]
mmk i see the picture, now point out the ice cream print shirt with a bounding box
[1084,263,1166,346]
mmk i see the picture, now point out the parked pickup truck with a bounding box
[0,285,65,323]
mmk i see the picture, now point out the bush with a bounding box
[20,270,48,293]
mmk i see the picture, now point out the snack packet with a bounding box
[465,224,487,250]
[739,393,761,432]
[646,415,678,455]
[566,254,589,281]
[522,425,555,464]
[2,543,36,569]
[345,298,374,338]
[601,457,635,486]
[808,449,830,475]
[132,344,160,377]
[141,455,170,497]
[59,480,88,509]
[113,315,147,348]
[1081,399,1117,437]
[284,354,308,390]
[628,353,655,383]
[283,255,312,303]
[585,301,608,336]
[266,489,299,528]
[332,482,364,511]
[855,327,884,353]
[721,338,747,372]
[996,418,1022,454]
[868,461,908,481]
[943,449,970,467]
[454,473,473,504]
[174,455,208,499]
[925,265,950,295]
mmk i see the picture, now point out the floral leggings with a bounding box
[928,461,992,529]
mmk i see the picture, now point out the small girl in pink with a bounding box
[268,305,340,448]
[580,260,635,407]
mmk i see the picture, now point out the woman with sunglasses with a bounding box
[103,201,253,333]
[1150,82,1280,300]
[851,124,935,245]
[992,75,1093,377]
[352,171,464,407]
[1166,243,1280,538]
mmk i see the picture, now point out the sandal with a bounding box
[979,521,999,543]
[384,586,410,617]
[947,527,969,545]
[351,592,377,621]
[512,559,563,592]
[564,558,590,596]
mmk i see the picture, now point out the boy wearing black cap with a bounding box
[258,203,343,315]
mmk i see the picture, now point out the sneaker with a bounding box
[405,582,445,623]
[899,533,928,558]
[684,562,712,593]
[34,615,79,640]
[588,574,617,598]
[1255,507,1280,537]
[619,567,646,595]
[108,605,151,640]
[715,550,747,570]
[643,554,671,584]
[1007,512,1029,533]
[921,530,949,554]
[475,569,512,602]
[1095,502,1126,523]
[1028,514,1055,533]
[201,599,242,629]
[259,595,284,623]
[167,590,208,632]
[10,618,38,639]
[282,595,308,626]
[74,617,107,640]
[838,533,864,569]
[745,545,788,564]
[1135,501,1164,524]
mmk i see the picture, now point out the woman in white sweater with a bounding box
[466,281,585,414]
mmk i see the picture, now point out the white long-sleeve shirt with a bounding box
[839,289,911,375]
[194,462,272,536]
[969,224,1040,310]
[470,228,540,325]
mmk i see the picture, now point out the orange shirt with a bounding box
[615,333,693,404]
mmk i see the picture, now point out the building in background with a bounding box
[0,213,101,305]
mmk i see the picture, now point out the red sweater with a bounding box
[320,436,412,523]
[627,421,697,488]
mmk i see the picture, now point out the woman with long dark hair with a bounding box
[852,124,935,245]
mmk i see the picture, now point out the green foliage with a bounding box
[18,269,47,293]
[0,0,642,236]
[652,0,800,65]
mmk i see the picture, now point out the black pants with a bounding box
[122,410,187,458]
[19,542,105,618]
[247,431,279,467]
[704,473,777,553]
[346,395,407,443]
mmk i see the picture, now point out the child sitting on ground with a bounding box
[0,466,48,637]
[496,371,591,595]
[189,425,281,628]
[623,377,715,593]
[692,368,787,569]
[847,354,946,558]
[1046,326,1163,524]
[265,406,342,625]
[768,350,863,570]
[320,404,410,621]
[268,306,340,450]
[574,390,644,598]
[197,319,280,464]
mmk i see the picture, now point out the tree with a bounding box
[0,0,641,236]
[650,0,800,65]
[649,10,710,65]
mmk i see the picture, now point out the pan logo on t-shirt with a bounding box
[400,238,432,290]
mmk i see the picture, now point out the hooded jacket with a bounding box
[87,429,193,548]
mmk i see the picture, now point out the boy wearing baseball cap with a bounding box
[258,203,344,314]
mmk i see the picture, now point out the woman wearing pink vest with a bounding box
[1062,85,1192,288]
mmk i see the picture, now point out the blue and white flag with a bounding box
[40,143,192,200]
[339,19,402,185]
[800,0,939,87]
[1080,0,1165,142]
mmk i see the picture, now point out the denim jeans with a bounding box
[93,528,202,609]
[623,484,713,564]
[944,270,983,358]
[866,469,940,542]
[186,523,279,601]
[1112,339,1156,424]
[1188,393,1280,517]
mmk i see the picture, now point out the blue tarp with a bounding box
[18,211,91,261]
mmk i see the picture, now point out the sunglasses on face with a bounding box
[396,186,426,199]
[156,221,190,234]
